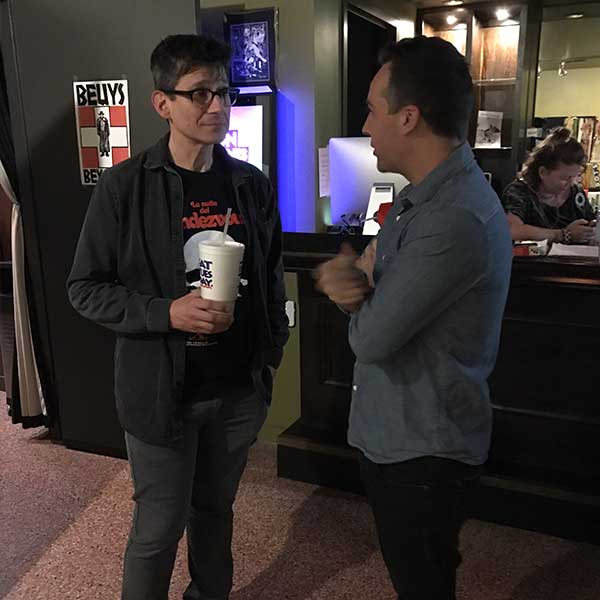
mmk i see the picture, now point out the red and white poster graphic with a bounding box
[73,79,131,186]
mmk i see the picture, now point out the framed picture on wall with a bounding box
[475,110,503,148]
[590,120,600,162]
[577,116,596,159]
[224,8,277,94]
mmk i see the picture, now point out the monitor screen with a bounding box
[328,137,408,226]
[222,105,263,172]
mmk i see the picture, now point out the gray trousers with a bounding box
[121,378,267,600]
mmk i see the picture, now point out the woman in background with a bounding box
[502,128,596,244]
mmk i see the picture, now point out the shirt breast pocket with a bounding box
[378,219,405,261]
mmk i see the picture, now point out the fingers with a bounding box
[312,242,373,309]
[316,268,370,303]
[189,293,234,314]
[185,306,233,334]
[355,255,367,272]
[315,265,366,296]
[364,244,376,260]
[169,292,234,333]
[339,241,358,257]
[313,248,361,285]
[568,219,594,241]
[327,288,370,306]
[194,310,233,333]
[362,239,377,256]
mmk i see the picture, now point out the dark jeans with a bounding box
[359,454,481,600]
[121,378,267,600]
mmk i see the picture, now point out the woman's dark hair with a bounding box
[379,36,473,141]
[520,127,586,189]
[150,34,231,91]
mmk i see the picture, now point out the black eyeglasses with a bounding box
[162,86,239,107]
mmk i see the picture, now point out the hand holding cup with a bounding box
[169,293,234,334]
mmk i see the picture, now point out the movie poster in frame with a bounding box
[224,8,277,93]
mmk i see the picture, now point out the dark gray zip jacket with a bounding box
[67,135,289,445]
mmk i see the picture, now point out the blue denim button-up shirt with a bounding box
[348,143,512,465]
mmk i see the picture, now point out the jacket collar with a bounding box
[143,133,253,184]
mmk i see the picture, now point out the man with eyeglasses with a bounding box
[68,34,288,600]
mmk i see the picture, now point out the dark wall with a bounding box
[1,0,195,454]
[345,7,396,137]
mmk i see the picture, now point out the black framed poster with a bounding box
[224,8,277,94]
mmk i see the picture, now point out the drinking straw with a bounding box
[222,208,232,245]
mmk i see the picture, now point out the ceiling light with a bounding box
[446,14,458,25]
[566,13,584,19]
[496,8,510,21]
[445,0,463,5]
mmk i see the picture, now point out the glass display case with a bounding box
[421,8,469,57]
[419,4,523,149]
[470,6,521,151]
[417,3,527,192]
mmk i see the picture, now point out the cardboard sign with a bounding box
[73,79,131,185]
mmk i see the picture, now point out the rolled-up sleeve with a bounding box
[348,208,487,364]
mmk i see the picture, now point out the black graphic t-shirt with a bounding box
[174,156,252,390]
[502,179,595,229]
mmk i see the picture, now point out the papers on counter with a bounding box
[548,243,599,258]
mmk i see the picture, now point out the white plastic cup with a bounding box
[197,240,245,302]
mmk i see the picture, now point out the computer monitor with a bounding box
[328,137,408,227]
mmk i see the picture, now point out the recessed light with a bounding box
[566,13,584,19]
[446,14,458,25]
[445,0,463,5]
[496,8,510,21]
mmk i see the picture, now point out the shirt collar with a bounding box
[398,142,475,208]
[143,133,252,183]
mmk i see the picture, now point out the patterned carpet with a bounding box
[2,397,600,599]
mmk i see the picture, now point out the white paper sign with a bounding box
[318,147,330,197]
[73,79,131,186]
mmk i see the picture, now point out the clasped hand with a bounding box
[169,291,234,334]
[313,241,376,313]
[565,219,595,244]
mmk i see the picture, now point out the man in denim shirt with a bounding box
[316,37,512,599]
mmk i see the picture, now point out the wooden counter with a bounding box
[279,233,600,543]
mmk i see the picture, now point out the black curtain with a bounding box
[0,48,17,193]
[0,45,23,424]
